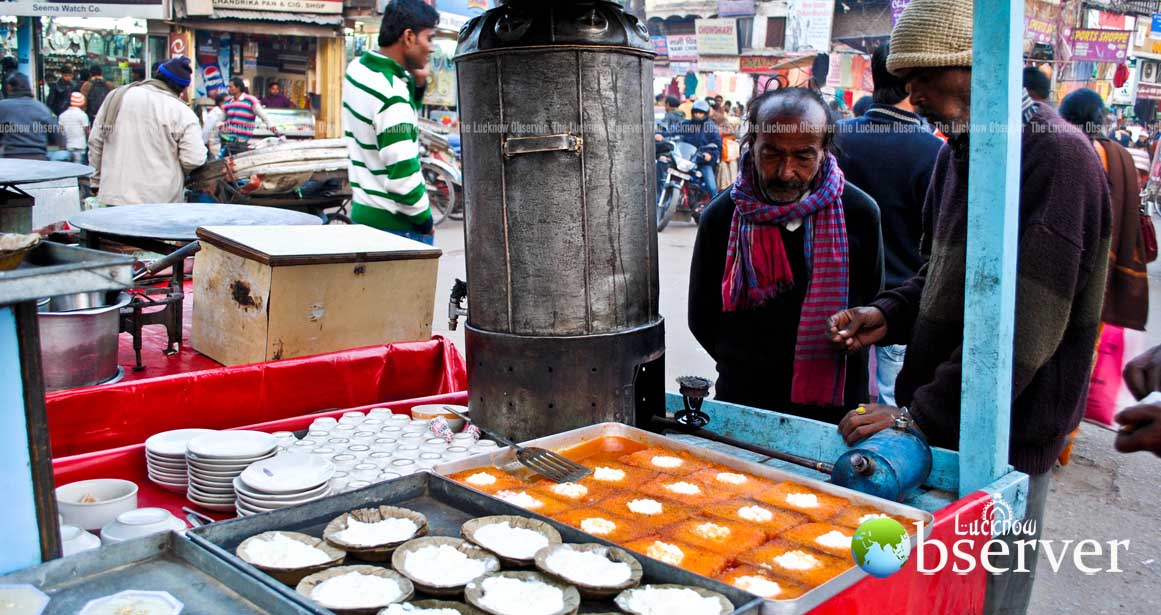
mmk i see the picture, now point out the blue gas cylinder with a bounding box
[831,428,933,502]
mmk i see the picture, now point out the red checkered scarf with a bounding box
[722,151,849,407]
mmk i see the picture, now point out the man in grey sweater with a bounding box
[0,73,60,160]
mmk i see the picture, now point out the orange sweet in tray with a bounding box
[754,482,850,522]
[780,523,856,559]
[448,467,526,494]
[703,498,810,539]
[529,478,612,506]
[622,536,730,578]
[687,467,778,497]
[491,489,571,516]
[618,447,711,476]
[551,507,651,543]
[663,516,768,556]
[577,461,658,491]
[637,476,730,507]
[594,492,694,529]
[716,565,809,600]
[737,539,852,588]
[830,505,920,534]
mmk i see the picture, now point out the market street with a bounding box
[431,218,1161,615]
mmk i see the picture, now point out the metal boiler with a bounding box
[455,0,664,441]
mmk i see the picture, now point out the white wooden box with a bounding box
[192,224,441,366]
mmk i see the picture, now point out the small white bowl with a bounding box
[60,524,101,557]
[100,508,186,545]
[56,479,139,531]
[410,404,468,432]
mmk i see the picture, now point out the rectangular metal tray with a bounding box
[189,472,763,615]
[0,531,315,614]
[433,422,937,615]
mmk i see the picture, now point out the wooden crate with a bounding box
[192,225,441,366]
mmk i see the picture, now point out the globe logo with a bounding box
[851,517,911,578]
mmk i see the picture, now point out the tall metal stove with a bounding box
[455,0,664,442]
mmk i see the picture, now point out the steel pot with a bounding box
[38,292,130,391]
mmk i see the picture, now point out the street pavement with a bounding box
[429,218,1160,613]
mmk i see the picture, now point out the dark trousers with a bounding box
[983,472,1052,615]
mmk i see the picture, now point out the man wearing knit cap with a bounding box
[827,1,1112,612]
[89,56,207,205]
[58,92,90,163]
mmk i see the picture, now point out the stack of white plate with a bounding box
[185,431,277,512]
[145,429,217,492]
[233,453,335,517]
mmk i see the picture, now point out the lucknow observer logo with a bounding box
[851,517,912,578]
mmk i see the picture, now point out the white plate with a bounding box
[148,471,188,483]
[187,488,235,503]
[187,478,235,494]
[187,497,236,512]
[234,481,330,507]
[146,429,218,457]
[148,474,187,486]
[186,431,277,459]
[187,463,251,476]
[186,452,274,470]
[232,476,329,501]
[151,481,188,494]
[239,454,334,494]
[146,450,188,463]
[146,462,187,474]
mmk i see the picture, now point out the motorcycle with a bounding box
[419,125,463,226]
[655,138,716,231]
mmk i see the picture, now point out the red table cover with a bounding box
[46,337,467,458]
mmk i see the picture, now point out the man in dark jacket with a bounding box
[659,95,685,132]
[665,99,722,195]
[0,73,60,160]
[827,1,1111,612]
[46,65,77,116]
[834,43,943,405]
[689,87,883,424]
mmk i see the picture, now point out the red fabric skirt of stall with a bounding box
[45,337,467,458]
[813,491,991,614]
[51,391,471,522]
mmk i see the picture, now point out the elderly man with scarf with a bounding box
[688,87,883,424]
[89,56,207,205]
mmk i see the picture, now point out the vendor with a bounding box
[688,86,883,425]
[261,82,295,109]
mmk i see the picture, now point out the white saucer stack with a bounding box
[185,431,277,512]
[234,453,335,517]
[144,429,217,492]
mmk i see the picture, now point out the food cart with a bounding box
[0,1,1033,613]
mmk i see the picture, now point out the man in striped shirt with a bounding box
[342,0,439,244]
[221,77,280,157]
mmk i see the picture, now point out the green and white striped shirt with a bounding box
[342,51,430,232]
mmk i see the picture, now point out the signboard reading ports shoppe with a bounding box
[212,0,342,13]
[1,0,169,19]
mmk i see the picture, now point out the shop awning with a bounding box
[176,12,343,38]
[645,0,720,19]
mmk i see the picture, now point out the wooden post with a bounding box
[960,0,1023,496]
[316,37,346,140]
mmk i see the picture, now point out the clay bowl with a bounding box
[614,584,733,615]
[236,531,345,586]
[464,571,580,615]
[533,543,643,600]
[380,600,485,614]
[323,505,429,562]
[391,536,500,597]
[461,515,562,568]
[296,564,413,615]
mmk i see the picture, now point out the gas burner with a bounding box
[675,376,713,430]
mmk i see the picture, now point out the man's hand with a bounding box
[410,67,431,89]
[655,133,664,142]
[838,404,901,445]
[827,307,888,352]
[1124,344,1161,400]
[1114,403,1161,457]
[702,153,712,162]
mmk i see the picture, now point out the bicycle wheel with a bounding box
[423,164,457,226]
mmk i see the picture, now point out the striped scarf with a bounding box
[722,151,850,407]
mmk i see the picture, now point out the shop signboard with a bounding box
[667,35,698,62]
[786,0,835,53]
[696,19,738,56]
[890,0,912,27]
[0,0,169,18]
[1069,29,1130,62]
[740,55,779,74]
[698,56,741,73]
[1026,17,1057,45]
[717,0,755,17]
[211,0,342,14]
[1138,82,1161,101]
[1152,13,1161,40]
[195,33,229,99]
[651,36,669,61]
[424,40,458,107]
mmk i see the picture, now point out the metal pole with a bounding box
[960,0,1023,496]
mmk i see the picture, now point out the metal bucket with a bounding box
[38,292,130,391]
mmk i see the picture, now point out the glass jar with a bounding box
[333,424,357,435]
[371,438,398,453]
[310,447,336,459]
[379,425,404,436]
[351,463,380,481]
[307,430,331,440]
[293,438,318,449]
[379,471,402,481]
[394,444,421,460]
[400,432,426,443]
[346,444,371,459]
[331,454,357,471]
[368,452,394,469]
[452,433,477,446]
[329,471,349,492]
[387,414,411,425]
[422,438,449,454]
[352,431,377,446]
[367,408,391,419]
[311,417,338,429]
[341,411,366,422]
[417,452,443,469]
[345,480,371,492]
[361,419,384,430]
[470,440,499,455]
[444,446,471,460]
[326,437,351,447]
[390,459,418,476]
